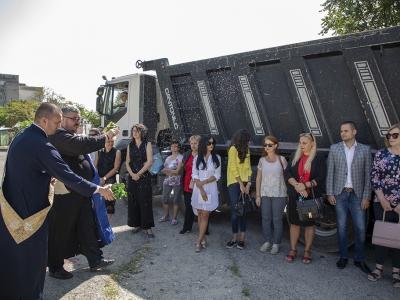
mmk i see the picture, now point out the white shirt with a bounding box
[343,141,357,188]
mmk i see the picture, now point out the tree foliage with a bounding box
[0,100,40,128]
[320,0,400,36]
[0,87,100,129]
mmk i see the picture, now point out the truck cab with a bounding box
[95,73,171,184]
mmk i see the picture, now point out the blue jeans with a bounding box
[335,191,366,262]
[228,183,246,234]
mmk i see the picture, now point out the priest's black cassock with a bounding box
[0,124,97,300]
[47,128,108,271]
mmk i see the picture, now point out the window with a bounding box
[103,82,129,116]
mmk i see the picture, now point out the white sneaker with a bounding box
[270,244,280,255]
[260,242,271,252]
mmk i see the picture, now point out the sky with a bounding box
[0,0,328,110]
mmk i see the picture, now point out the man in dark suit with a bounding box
[47,105,119,279]
[326,121,371,273]
[0,103,114,300]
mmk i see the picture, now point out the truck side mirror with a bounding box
[96,96,103,114]
[96,87,104,96]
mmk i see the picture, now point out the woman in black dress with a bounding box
[95,137,121,219]
[285,133,326,264]
[126,124,154,237]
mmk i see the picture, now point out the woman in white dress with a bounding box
[191,136,221,252]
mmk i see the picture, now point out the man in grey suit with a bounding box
[326,121,371,273]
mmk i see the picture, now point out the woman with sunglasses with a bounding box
[285,133,326,264]
[226,129,252,250]
[369,123,400,287]
[191,136,221,252]
[256,136,287,254]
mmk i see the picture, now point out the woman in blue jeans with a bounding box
[226,129,252,250]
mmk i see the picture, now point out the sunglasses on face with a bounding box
[264,143,275,148]
[386,132,400,140]
[207,140,215,146]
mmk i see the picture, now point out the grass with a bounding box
[228,262,240,277]
[242,287,250,297]
[103,244,152,299]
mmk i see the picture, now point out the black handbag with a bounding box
[235,193,256,217]
[296,187,324,221]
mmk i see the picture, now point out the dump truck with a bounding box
[96,26,400,251]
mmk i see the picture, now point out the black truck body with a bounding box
[138,26,400,251]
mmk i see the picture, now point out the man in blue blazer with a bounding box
[326,121,371,273]
[0,103,114,300]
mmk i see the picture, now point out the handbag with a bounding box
[150,152,163,175]
[234,193,256,217]
[372,211,400,249]
[296,187,324,222]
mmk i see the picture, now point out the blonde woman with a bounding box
[256,135,287,254]
[285,133,326,264]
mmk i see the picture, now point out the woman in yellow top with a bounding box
[226,129,252,249]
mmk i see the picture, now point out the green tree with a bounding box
[0,87,100,129]
[320,0,400,35]
[74,103,101,127]
[37,87,66,105]
[0,100,40,127]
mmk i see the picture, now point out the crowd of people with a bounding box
[1,101,399,299]
[148,121,400,288]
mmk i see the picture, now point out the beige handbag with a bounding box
[372,211,400,249]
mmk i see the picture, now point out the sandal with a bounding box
[285,249,297,263]
[302,250,312,264]
[367,267,383,282]
[159,216,169,222]
[393,272,400,288]
[201,240,207,249]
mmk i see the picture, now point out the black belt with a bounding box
[343,187,354,193]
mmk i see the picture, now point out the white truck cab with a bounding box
[96,73,170,147]
[96,73,171,185]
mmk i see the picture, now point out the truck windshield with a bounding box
[103,81,129,116]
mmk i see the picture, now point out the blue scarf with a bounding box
[85,154,115,245]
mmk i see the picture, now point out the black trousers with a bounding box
[48,194,103,271]
[182,191,195,231]
[127,176,154,229]
[373,202,400,268]
[181,191,210,233]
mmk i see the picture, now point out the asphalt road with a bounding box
[0,150,399,299]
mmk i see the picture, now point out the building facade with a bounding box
[0,73,43,105]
